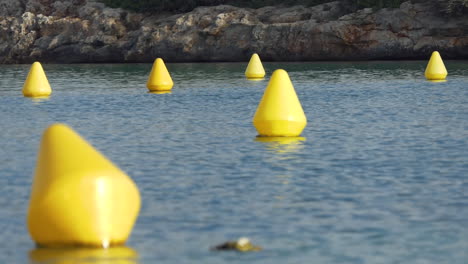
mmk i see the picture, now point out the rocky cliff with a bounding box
[0,0,467,63]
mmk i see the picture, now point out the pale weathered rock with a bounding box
[0,0,466,63]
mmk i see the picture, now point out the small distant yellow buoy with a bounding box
[22,62,52,97]
[253,69,307,137]
[245,53,266,80]
[425,51,447,80]
[27,123,141,248]
[146,58,173,91]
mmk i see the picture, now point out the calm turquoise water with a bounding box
[0,61,467,263]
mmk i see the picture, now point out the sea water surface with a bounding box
[0,61,467,264]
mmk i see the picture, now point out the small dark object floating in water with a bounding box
[212,237,262,252]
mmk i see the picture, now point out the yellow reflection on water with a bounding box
[255,136,306,154]
[427,79,447,83]
[276,174,292,185]
[29,97,50,104]
[148,91,171,94]
[246,77,265,81]
[29,246,138,264]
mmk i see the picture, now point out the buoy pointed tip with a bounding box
[44,123,73,135]
[48,123,68,128]
[273,69,287,74]
[30,62,44,70]
[270,69,290,81]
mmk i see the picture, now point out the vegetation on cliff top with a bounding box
[100,0,468,15]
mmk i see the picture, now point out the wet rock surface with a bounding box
[0,0,467,63]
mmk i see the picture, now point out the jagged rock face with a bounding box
[0,0,467,63]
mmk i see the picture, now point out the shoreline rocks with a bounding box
[0,0,467,63]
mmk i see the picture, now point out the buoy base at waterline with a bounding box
[246,77,265,81]
[147,85,173,91]
[254,120,306,137]
[148,91,172,94]
[29,246,138,263]
[425,73,447,81]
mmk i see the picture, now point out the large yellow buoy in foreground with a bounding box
[245,53,266,80]
[146,58,173,91]
[22,62,52,97]
[27,124,141,248]
[253,69,307,137]
[425,51,447,80]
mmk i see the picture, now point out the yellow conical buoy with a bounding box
[146,58,173,91]
[425,51,447,80]
[245,53,266,80]
[22,62,52,97]
[27,124,141,248]
[253,69,307,137]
